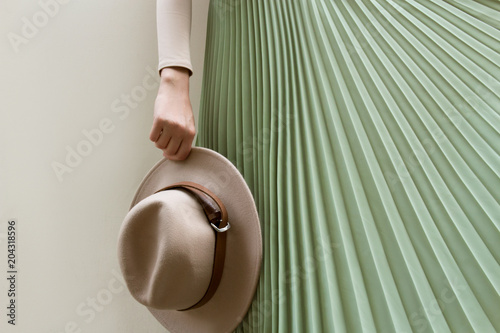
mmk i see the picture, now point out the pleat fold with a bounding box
[195,1,500,332]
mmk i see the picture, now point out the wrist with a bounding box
[160,67,190,85]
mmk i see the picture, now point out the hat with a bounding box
[117,146,262,333]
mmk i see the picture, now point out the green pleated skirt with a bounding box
[194,0,500,332]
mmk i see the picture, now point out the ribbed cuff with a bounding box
[158,61,194,77]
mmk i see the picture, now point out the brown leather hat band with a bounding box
[154,181,229,311]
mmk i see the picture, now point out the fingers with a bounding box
[149,117,163,142]
[155,128,171,150]
[151,122,195,160]
[162,135,182,156]
[169,133,195,160]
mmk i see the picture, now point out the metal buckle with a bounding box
[211,220,231,232]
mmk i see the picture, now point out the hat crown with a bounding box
[118,190,214,310]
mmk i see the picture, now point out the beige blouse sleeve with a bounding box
[156,0,193,77]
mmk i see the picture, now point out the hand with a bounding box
[149,67,196,160]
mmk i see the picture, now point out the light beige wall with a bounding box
[0,0,209,332]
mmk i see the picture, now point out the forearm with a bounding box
[157,0,194,77]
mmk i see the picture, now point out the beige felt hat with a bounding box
[117,146,262,333]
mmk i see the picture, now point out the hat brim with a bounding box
[128,147,262,333]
